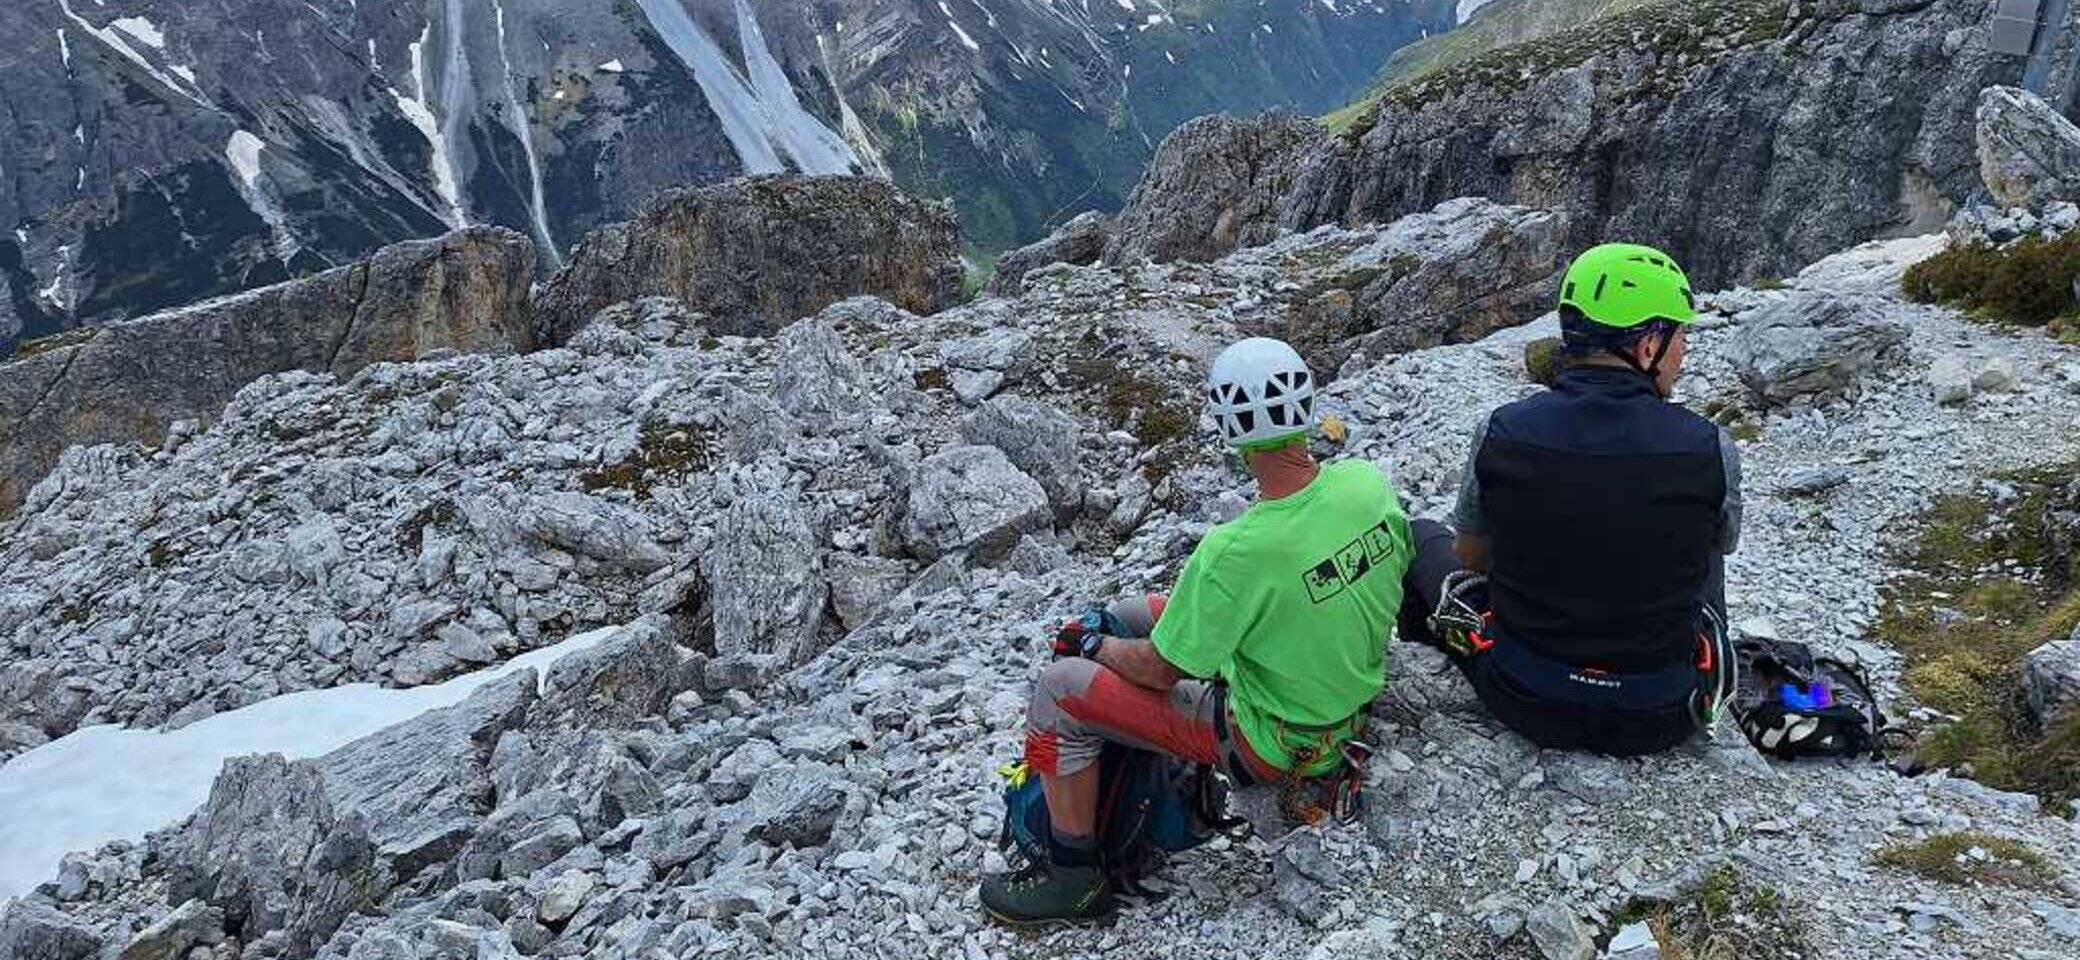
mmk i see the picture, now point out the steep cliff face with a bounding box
[0,0,1454,357]
[1281,0,2022,289]
[1100,0,2027,291]
[0,228,537,516]
[533,176,964,343]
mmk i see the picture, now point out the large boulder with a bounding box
[988,212,1113,297]
[959,397,1085,514]
[535,619,692,727]
[771,317,871,431]
[1272,198,1569,368]
[901,445,1052,562]
[0,228,536,516]
[1975,86,2080,211]
[1106,112,1327,265]
[534,176,963,342]
[0,899,104,960]
[316,670,537,878]
[166,754,384,956]
[705,488,830,672]
[1727,292,1908,406]
[2023,637,2080,730]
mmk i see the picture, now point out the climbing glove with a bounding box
[1048,608,1119,660]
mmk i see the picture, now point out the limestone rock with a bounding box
[1728,292,1908,406]
[706,487,830,671]
[535,619,690,727]
[511,492,669,573]
[902,446,1052,562]
[988,212,1113,296]
[2022,639,2080,729]
[166,754,384,955]
[825,554,913,631]
[1106,112,1327,264]
[1525,899,1594,960]
[744,764,850,849]
[772,318,870,431]
[317,670,537,877]
[0,899,104,960]
[0,228,536,516]
[1975,86,2080,211]
[1263,0,2009,290]
[535,176,962,342]
[959,397,1084,513]
[114,899,225,960]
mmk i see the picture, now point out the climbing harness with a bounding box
[1428,571,1738,734]
[1275,739,1372,827]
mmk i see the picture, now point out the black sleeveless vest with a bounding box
[1474,366,1726,672]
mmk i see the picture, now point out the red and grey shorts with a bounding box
[1022,595,1281,785]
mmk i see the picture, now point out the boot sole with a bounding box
[981,904,1117,930]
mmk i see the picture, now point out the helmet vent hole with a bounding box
[1264,380,1285,399]
[1268,405,1289,428]
[1593,275,1609,300]
[1235,410,1255,433]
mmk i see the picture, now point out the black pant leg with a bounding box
[1399,518,1464,649]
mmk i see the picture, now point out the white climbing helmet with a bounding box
[1205,337,1317,450]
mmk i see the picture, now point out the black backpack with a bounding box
[997,744,1244,894]
[1731,637,1891,760]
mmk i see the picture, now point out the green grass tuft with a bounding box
[1875,832,2059,889]
[1878,463,2080,813]
[1610,865,1807,960]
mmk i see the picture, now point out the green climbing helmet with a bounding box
[1557,243,1697,330]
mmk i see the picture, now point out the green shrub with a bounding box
[1901,232,2080,326]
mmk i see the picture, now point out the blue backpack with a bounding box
[997,744,1245,893]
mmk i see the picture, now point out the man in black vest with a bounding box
[1403,243,1743,755]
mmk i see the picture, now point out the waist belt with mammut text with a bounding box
[1486,637,1702,709]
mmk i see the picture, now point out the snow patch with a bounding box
[939,1,981,51]
[109,16,164,49]
[57,29,71,69]
[0,627,619,900]
[226,130,265,187]
[598,58,625,73]
[57,1,210,107]
[400,24,467,228]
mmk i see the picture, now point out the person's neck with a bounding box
[1251,449,1321,500]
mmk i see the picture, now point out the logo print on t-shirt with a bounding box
[1302,519,1400,605]
[1304,559,1347,604]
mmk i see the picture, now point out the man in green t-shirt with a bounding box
[979,337,1416,926]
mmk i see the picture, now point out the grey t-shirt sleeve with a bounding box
[1451,413,1494,534]
[1717,427,1744,555]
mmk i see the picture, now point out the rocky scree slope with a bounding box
[1076,0,2028,292]
[3,208,2080,958]
[0,174,965,520]
[0,0,1454,356]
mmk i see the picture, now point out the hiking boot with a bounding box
[979,858,1113,927]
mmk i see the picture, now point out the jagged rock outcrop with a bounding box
[1727,291,1910,406]
[1975,85,2080,211]
[901,445,1052,562]
[1266,198,1569,371]
[704,488,830,677]
[166,754,383,956]
[1104,112,1327,265]
[960,397,1085,515]
[987,212,1113,298]
[2023,637,2080,729]
[316,671,537,878]
[533,177,963,343]
[0,899,103,960]
[0,227,536,516]
[1109,0,2018,291]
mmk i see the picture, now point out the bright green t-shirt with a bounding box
[1152,460,1413,773]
